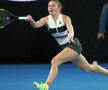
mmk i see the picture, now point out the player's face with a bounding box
[48,1,60,16]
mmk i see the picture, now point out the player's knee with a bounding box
[84,66,93,72]
[86,64,100,72]
[92,64,99,70]
[51,57,60,66]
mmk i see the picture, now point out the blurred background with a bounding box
[0,0,108,64]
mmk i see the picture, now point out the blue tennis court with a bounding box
[0,63,108,90]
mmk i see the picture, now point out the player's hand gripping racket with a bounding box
[0,8,28,28]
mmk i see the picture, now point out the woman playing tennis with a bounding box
[26,0,108,90]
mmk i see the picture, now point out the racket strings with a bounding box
[0,11,10,27]
[0,9,19,28]
[0,8,24,28]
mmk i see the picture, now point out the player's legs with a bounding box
[33,47,78,90]
[71,54,108,75]
[45,47,78,86]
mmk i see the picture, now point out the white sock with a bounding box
[93,61,98,65]
[45,84,49,90]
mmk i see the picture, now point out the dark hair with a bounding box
[48,0,63,10]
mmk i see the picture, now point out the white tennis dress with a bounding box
[47,14,68,45]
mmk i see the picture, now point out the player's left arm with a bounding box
[63,15,74,42]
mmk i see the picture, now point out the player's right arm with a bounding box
[27,15,47,28]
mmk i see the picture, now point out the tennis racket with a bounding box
[0,8,28,28]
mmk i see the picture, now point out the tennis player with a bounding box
[26,0,108,90]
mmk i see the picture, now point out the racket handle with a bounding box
[18,17,28,20]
